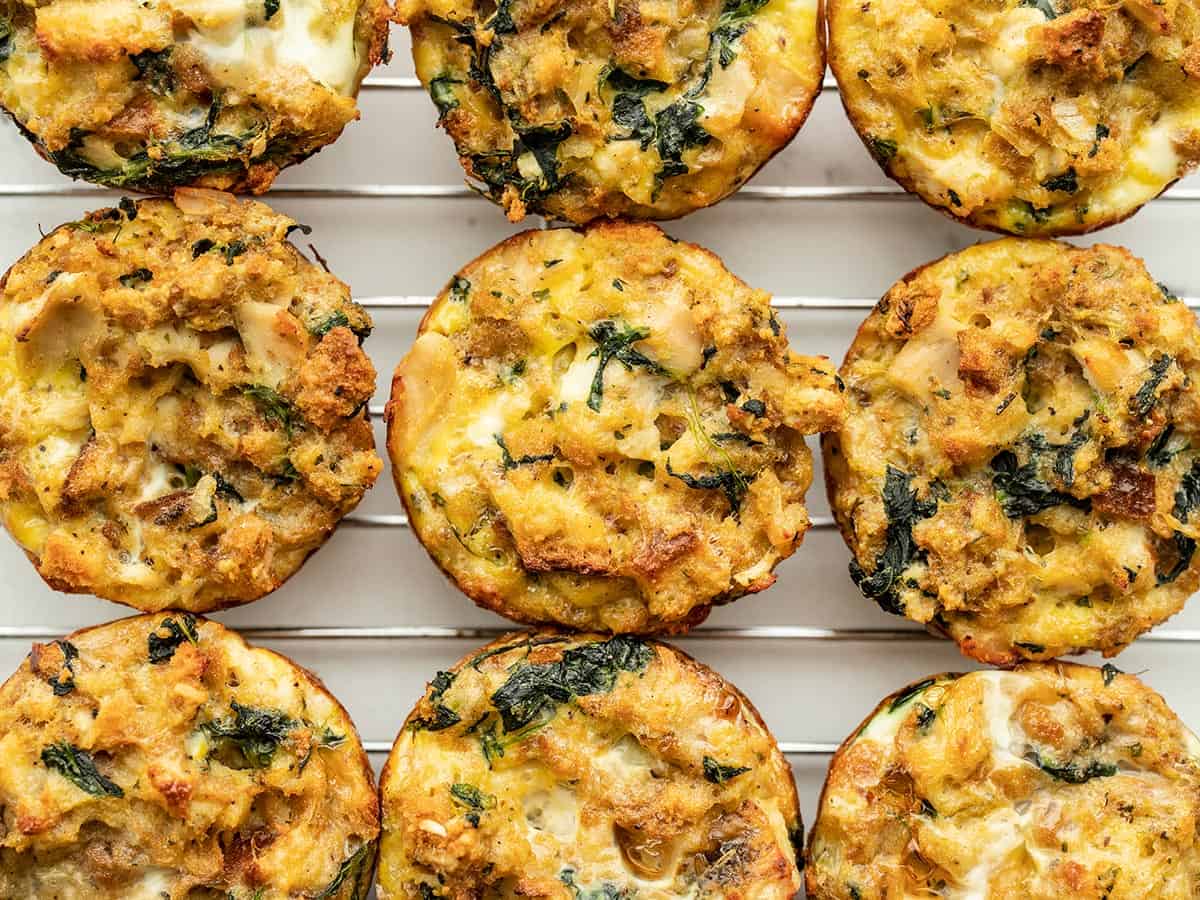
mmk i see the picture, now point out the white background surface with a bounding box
[2,31,1200,897]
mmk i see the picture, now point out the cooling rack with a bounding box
[2,34,1199,896]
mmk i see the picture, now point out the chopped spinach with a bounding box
[702,756,751,783]
[192,238,216,257]
[991,449,1088,518]
[586,320,666,411]
[1041,168,1078,193]
[494,433,555,469]
[889,677,936,712]
[915,703,937,733]
[1157,531,1196,585]
[118,267,153,288]
[653,100,711,191]
[285,222,312,238]
[849,467,937,614]
[1020,0,1058,17]
[710,0,770,67]
[490,636,653,732]
[41,742,124,797]
[129,48,174,93]
[560,869,635,900]
[1090,123,1110,158]
[148,614,199,664]
[1101,663,1122,686]
[740,398,766,418]
[449,276,470,303]
[201,702,294,769]
[412,670,462,731]
[450,782,496,826]
[468,122,574,206]
[0,18,11,64]
[1130,354,1173,417]
[1147,425,1186,467]
[313,841,375,900]
[606,68,667,149]
[1015,641,1046,654]
[242,384,297,438]
[666,459,755,518]
[264,0,280,19]
[310,310,371,342]
[222,239,247,266]
[1026,750,1116,783]
[430,75,462,117]
[1172,458,1200,521]
[43,640,79,696]
[867,136,898,164]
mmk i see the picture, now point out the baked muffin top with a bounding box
[829,0,1200,234]
[0,613,379,899]
[0,190,380,612]
[806,664,1200,899]
[378,631,803,899]
[387,221,845,633]
[825,238,1200,662]
[0,0,391,192]
[396,0,825,222]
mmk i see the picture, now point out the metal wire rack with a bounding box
[3,65,1199,772]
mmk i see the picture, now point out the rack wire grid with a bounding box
[3,30,1200,897]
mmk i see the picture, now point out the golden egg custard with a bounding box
[0,190,381,612]
[386,221,846,633]
[378,630,803,899]
[0,614,379,899]
[824,238,1200,663]
[394,0,824,222]
[806,663,1200,899]
[828,0,1200,235]
[0,0,391,193]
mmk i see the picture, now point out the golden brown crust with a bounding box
[824,238,1200,663]
[396,0,825,223]
[0,614,379,899]
[377,630,802,899]
[385,220,845,633]
[805,664,1200,899]
[827,0,1200,236]
[0,190,381,613]
[0,0,391,193]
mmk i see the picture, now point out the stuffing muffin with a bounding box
[824,238,1200,663]
[386,221,846,633]
[0,189,381,612]
[806,663,1200,899]
[0,613,379,899]
[378,630,803,899]
[394,0,825,222]
[828,0,1200,234]
[0,0,391,193]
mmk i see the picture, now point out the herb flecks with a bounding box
[450,782,496,826]
[242,384,297,438]
[413,670,462,732]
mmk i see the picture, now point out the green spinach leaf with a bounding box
[849,467,937,614]
[42,742,124,797]
[148,614,199,664]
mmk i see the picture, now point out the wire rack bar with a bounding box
[3,623,1199,643]
[11,182,1200,202]
[357,739,840,755]
[342,512,838,529]
[360,73,844,92]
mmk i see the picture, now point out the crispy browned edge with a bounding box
[801,662,1190,897]
[0,196,378,614]
[378,628,803,885]
[823,3,1191,238]
[0,612,382,890]
[383,218,822,635]
[407,3,827,225]
[815,237,1138,666]
[2,0,392,196]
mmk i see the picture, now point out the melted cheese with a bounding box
[178,0,361,94]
